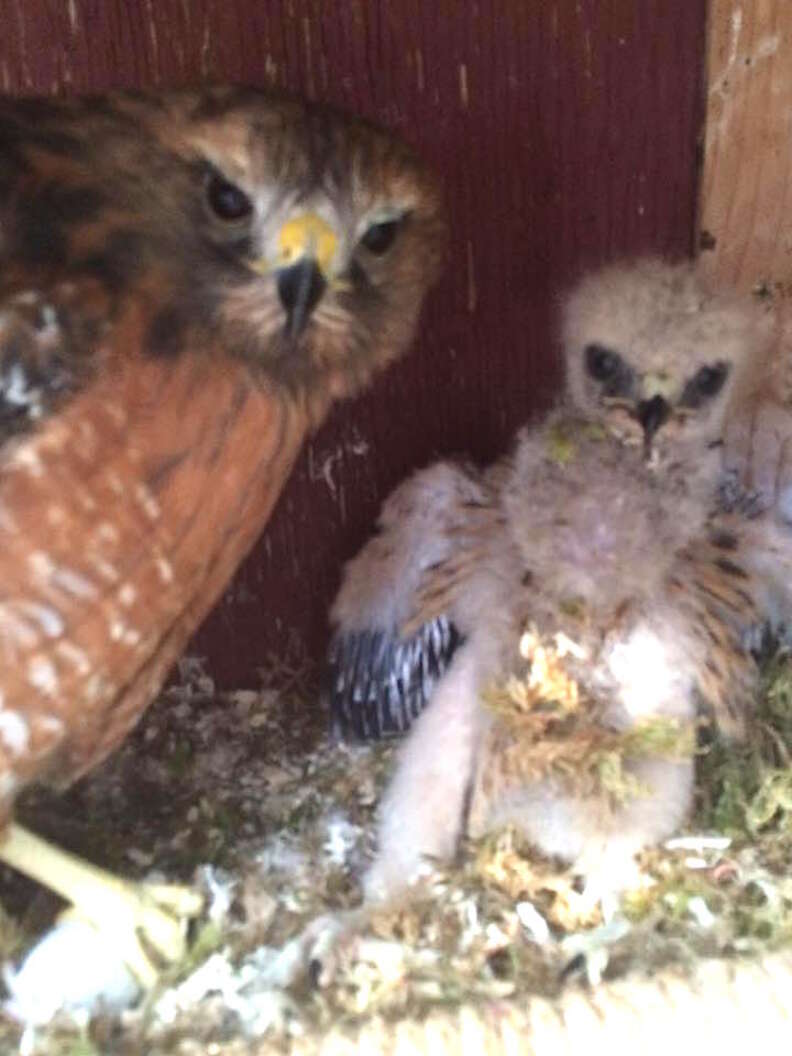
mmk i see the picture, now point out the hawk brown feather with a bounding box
[0,84,444,983]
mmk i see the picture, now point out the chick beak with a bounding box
[636,395,671,456]
[269,212,338,339]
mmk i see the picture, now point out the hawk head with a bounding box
[0,86,446,421]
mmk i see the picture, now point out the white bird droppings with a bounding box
[4,918,140,1032]
[516,901,551,946]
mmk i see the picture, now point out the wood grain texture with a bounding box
[699,0,792,290]
[0,1,707,685]
[237,949,792,1056]
[698,1,792,403]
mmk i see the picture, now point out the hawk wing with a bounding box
[324,459,502,739]
[0,93,313,799]
[0,278,309,802]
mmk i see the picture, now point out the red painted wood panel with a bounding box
[0,1,707,684]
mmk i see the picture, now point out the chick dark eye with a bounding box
[693,361,729,398]
[584,343,621,381]
[206,173,253,222]
[360,218,401,255]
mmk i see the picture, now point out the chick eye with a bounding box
[360,217,402,255]
[693,361,729,398]
[206,173,253,222]
[584,343,621,381]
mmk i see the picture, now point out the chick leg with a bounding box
[0,822,203,987]
[364,646,487,902]
[571,756,695,913]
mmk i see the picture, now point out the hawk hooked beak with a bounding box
[252,212,339,338]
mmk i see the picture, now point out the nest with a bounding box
[1,646,792,1054]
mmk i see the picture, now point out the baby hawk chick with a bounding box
[327,259,775,903]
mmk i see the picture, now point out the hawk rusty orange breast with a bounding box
[0,85,445,983]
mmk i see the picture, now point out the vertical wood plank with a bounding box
[699,0,792,290]
[698,0,792,401]
[0,1,708,683]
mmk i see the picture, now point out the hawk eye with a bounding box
[693,361,729,398]
[206,173,253,222]
[360,217,402,255]
[584,343,621,382]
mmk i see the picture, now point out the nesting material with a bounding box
[479,626,695,805]
[0,654,791,1053]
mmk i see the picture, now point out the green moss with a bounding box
[593,751,649,804]
[54,1038,100,1056]
[697,653,792,843]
